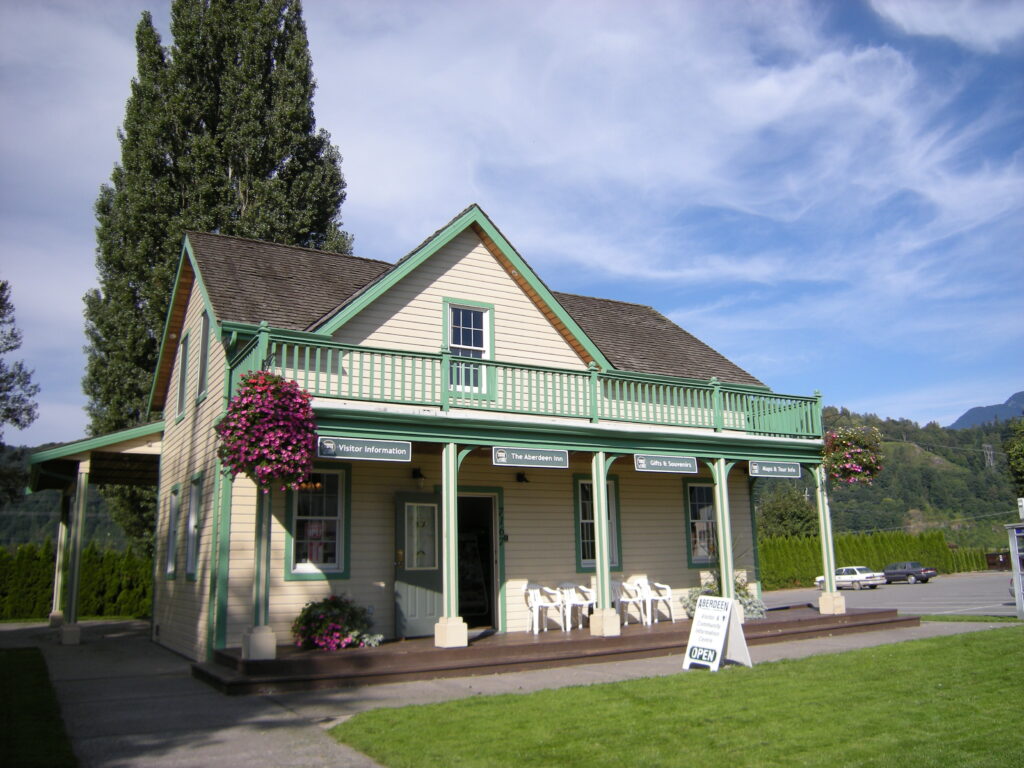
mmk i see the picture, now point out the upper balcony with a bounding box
[230,328,822,440]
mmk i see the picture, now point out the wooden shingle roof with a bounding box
[185,228,763,386]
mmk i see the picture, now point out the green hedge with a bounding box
[759,529,987,590]
[0,540,152,620]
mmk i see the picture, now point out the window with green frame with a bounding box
[185,474,202,579]
[195,310,210,401]
[685,482,718,566]
[286,467,351,580]
[175,332,189,419]
[445,300,492,393]
[574,474,622,572]
[165,486,180,579]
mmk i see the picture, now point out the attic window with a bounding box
[448,304,490,391]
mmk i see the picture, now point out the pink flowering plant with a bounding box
[823,426,884,485]
[215,371,317,493]
[291,595,383,651]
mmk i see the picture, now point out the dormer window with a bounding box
[448,302,491,391]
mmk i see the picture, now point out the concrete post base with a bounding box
[241,625,278,660]
[589,607,622,637]
[60,623,81,645]
[48,611,64,628]
[818,591,847,615]
[434,616,469,648]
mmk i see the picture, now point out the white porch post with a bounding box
[435,442,469,647]
[60,461,89,645]
[814,465,846,614]
[241,490,277,659]
[709,458,736,600]
[49,492,71,627]
[589,451,621,637]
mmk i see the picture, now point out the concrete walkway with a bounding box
[2,617,1020,768]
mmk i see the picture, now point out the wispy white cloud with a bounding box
[871,0,1024,53]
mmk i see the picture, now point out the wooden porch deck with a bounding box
[193,604,918,695]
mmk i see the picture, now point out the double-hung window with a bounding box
[165,487,180,578]
[575,476,621,571]
[176,333,189,419]
[291,472,345,575]
[195,311,210,401]
[686,483,717,565]
[185,475,202,578]
[448,304,488,391]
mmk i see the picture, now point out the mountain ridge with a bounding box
[948,391,1024,429]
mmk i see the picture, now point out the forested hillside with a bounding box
[754,407,1019,550]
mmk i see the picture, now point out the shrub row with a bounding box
[759,529,987,590]
[0,540,152,620]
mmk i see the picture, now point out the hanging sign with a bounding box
[492,446,568,469]
[318,437,411,462]
[749,460,801,478]
[633,454,698,473]
[682,595,752,672]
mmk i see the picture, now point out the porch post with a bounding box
[435,442,469,647]
[709,458,736,600]
[814,465,846,614]
[589,451,621,637]
[60,461,89,645]
[241,490,277,659]
[49,492,71,627]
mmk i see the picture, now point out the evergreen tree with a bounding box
[1005,419,1024,498]
[756,482,818,539]
[0,281,39,502]
[82,1,351,549]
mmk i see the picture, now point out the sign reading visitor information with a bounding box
[748,460,801,479]
[633,454,698,474]
[318,437,411,462]
[492,446,569,469]
[682,595,752,672]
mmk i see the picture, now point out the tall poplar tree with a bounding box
[83,0,351,547]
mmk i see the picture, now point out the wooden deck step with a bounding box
[192,606,919,695]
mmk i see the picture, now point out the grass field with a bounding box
[0,648,77,767]
[332,626,1023,768]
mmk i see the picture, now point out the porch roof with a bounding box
[28,422,164,491]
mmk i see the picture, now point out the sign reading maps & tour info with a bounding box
[318,437,412,462]
[682,595,752,672]
[748,460,801,479]
[633,454,698,474]
[492,446,569,469]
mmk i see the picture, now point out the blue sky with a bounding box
[1,0,1022,446]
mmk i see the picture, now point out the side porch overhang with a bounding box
[28,422,164,644]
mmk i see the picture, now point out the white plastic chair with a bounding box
[558,582,596,630]
[523,582,562,633]
[634,577,677,623]
[612,580,648,626]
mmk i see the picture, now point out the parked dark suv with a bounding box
[883,561,938,584]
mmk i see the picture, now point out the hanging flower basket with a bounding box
[822,426,883,485]
[215,371,316,493]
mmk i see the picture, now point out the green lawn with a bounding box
[0,648,77,767]
[332,627,1024,768]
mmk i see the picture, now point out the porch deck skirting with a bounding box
[193,605,919,695]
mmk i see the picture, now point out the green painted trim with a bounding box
[572,472,622,574]
[683,478,717,569]
[185,471,205,581]
[747,476,761,583]
[30,422,165,465]
[213,468,233,650]
[442,297,497,401]
[311,205,612,370]
[195,310,211,403]
[175,331,190,421]
[457,486,506,632]
[284,464,353,581]
[165,484,181,580]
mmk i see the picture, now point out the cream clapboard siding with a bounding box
[153,289,225,661]
[331,230,585,369]
[221,450,758,642]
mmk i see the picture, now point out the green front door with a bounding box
[394,492,443,637]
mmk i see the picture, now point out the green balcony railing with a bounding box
[228,329,821,439]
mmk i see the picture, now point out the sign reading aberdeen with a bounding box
[318,437,411,462]
[492,446,569,469]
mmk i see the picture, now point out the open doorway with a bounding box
[457,495,495,629]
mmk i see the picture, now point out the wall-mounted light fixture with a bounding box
[412,467,425,489]
[516,472,529,483]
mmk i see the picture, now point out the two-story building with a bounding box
[31,204,843,662]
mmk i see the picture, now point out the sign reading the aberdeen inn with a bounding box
[633,454,699,474]
[748,460,801,478]
[318,437,412,462]
[492,446,569,469]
